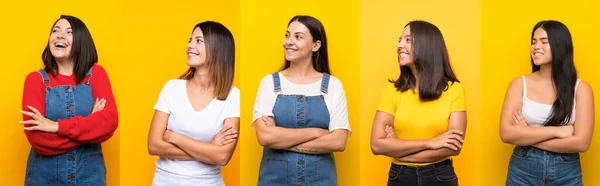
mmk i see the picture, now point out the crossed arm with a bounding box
[370,111,467,163]
[254,116,348,154]
[147,111,239,166]
[500,78,594,153]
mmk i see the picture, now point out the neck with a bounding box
[285,58,317,77]
[56,58,74,76]
[189,65,212,91]
[538,64,552,79]
[408,64,420,89]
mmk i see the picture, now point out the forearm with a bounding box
[148,138,194,160]
[501,125,558,146]
[257,126,321,149]
[533,136,590,153]
[397,148,459,163]
[371,138,429,159]
[287,130,348,154]
[171,133,236,166]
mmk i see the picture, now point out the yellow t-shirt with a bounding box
[377,82,465,166]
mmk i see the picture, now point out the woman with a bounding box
[253,15,351,186]
[370,20,466,186]
[147,21,240,186]
[500,20,594,186]
[21,15,118,185]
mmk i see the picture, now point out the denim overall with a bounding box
[258,72,337,186]
[25,69,106,186]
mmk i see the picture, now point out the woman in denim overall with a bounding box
[501,20,594,186]
[253,15,351,186]
[21,15,118,186]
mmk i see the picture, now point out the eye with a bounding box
[285,33,289,38]
[295,35,302,39]
[51,29,58,33]
[67,31,72,34]
[406,38,411,43]
[197,39,203,43]
[188,38,192,43]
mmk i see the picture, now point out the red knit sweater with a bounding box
[22,65,118,156]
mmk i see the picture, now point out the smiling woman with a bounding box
[20,15,118,186]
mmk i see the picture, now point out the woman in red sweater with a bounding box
[20,15,118,186]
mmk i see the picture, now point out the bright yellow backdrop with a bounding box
[480,0,600,185]
[239,0,361,185]
[118,0,240,186]
[0,1,121,185]
[360,0,481,185]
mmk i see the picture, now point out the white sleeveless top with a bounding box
[521,76,581,127]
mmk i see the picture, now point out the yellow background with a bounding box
[118,0,240,186]
[239,0,361,185]
[480,0,600,185]
[360,0,481,185]
[0,0,121,185]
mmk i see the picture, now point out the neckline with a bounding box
[278,72,323,86]
[184,80,217,113]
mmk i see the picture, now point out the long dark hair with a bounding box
[42,15,98,84]
[391,20,459,102]
[531,20,577,126]
[282,15,330,74]
[179,21,235,100]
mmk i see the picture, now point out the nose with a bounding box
[397,41,404,50]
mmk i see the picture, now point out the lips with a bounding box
[285,48,297,52]
[187,51,199,57]
[54,42,68,48]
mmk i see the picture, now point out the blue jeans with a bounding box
[388,159,458,186]
[506,146,582,186]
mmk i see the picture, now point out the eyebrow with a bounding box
[399,35,412,39]
[286,31,306,35]
[53,26,72,29]
[194,36,204,39]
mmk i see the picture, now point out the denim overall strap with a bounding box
[320,73,330,94]
[38,69,51,89]
[272,72,281,93]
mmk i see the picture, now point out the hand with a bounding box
[385,125,396,138]
[512,111,528,126]
[211,125,238,146]
[163,130,177,144]
[92,98,106,114]
[425,130,464,150]
[555,125,574,138]
[262,115,276,127]
[20,105,58,133]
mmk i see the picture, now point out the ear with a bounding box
[312,40,322,52]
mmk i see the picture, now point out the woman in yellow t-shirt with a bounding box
[370,20,467,186]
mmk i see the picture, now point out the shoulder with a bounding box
[25,70,43,82]
[91,65,107,75]
[507,76,525,90]
[326,74,344,90]
[447,81,464,92]
[575,80,593,97]
[228,86,241,97]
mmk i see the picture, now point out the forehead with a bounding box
[191,27,204,36]
[54,19,72,28]
[401,25,411,36]
[533,27,548,38]
[287,21,310,33]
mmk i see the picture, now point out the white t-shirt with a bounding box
[252,73,351,134]
[152,80,240,186]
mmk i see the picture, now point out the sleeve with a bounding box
[376,83,399,116]
[57,65,118,143]
[450,82,466,112]
[224,87,241,118]
[22,71,82,156]
[252,75,276,125]
[327,78,352,135]
[154,81,172,114]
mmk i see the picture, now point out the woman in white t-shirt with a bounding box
[147,21,240,186]
[253,15,351,186]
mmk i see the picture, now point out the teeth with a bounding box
[534,53,543,56]
[399,53,408,57]
[188,53,198,56]
[55,43,67,48]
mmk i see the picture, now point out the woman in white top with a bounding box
[500,20,594,185]
[147,21,240,186]
[253,15,351,186]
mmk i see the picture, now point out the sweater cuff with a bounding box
[57,119,73,137]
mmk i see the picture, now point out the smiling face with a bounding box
[187,27,207,67]
[283,21,321,63]
[48,19,73,61]
[397,25,414,67]
[531,27,552,66]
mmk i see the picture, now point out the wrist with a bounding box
[52,121,59,133]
